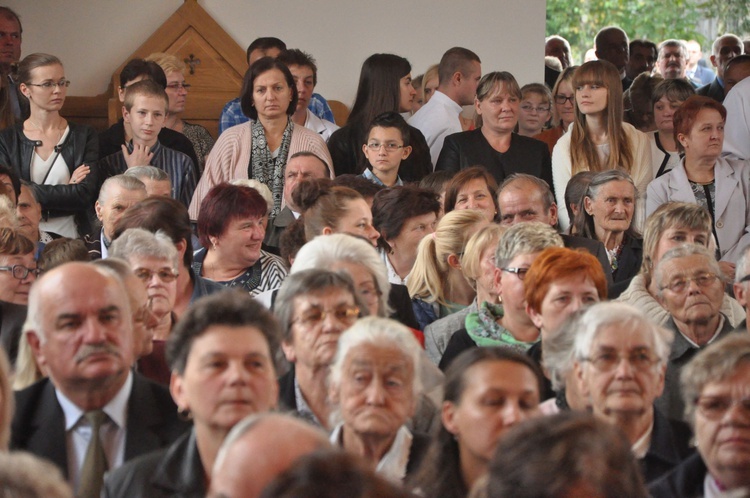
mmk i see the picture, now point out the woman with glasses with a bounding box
[517,83,552,138]
[435,72,553,189]
[649,334,750,496]
[194,183,287,301]
[111,228,180,384]
[0,53,98,238]
[146,52,215,173]
[573,302,693,483]
[535,66,577,154]
[189,57,332,221]
[0,226,38,306]
[552,60,652,231]
[327,53,431,182]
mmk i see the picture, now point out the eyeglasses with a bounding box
[501,267,529,280]
[0,265,41,280]
[292,306,360,327]
[366,142,404,152]
[27,79,70,90]
[166,82,191,90]
[134,268,179,283]
[582,350,659,372]
[660,272,720,294]
[520,104,551,113]
[695,396,750,420]
[554,95,575,104]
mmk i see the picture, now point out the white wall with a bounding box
[6,0,545,105]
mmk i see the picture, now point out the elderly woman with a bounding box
[411,347,544,498]
[435,72,553,189]
[0,53,99,238]
[442,166,499,223]
[647,95,750,278]
[408,210,488,329]
[194,183,287,300]
[111,228,180,385]
[372,186,441,286]
[524,246,607,402]
[102,292,281,497]
[438,222,563,370]
[617,201,745,327]
[648,78,695,178]
[294,179,380,246]
[652,244,740,421]
[0,227,38,306]
[189,57,333,220]
[573,302,693,483]
[328,316,429,482]
[649,334,750,496]
[572,169,642,297]
[275,269,364,428]
[423,224,505,365]
[535,66,578,154]
[146,52,215,173]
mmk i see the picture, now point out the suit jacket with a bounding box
[83,230,104,260]
[646,157,750,264]
[697,77,725,102]
[0,300,26,366]
[641,408,694,484]
[263,205,296,252]
[608,236,643,299]
[689,64,715,87]
[435,129,553,190]
[648,452,707,497]
[11,374,190,479]
[103,429,205,498]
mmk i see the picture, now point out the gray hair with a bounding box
[712,33,743,56]
[110,228,179,270]
[681,334,750,425]
[572,302,674,367]
[328,317,423,425]
[495,222,563,268]
[542,309,585,391]
[498,173,556,212]
[735,243,750,283]
[0,451,72,498]
[658,39,689,60]
[274,269,362,342]
[230,179,274,216]
[124,165,170,183]
[573,169,639,240]
[97,174,146,205]
[653,244,724,297]
[92,257,134,281]
[291,234,391,317]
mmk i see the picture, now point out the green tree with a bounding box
[700,0,750,34]
[547,0,704,64]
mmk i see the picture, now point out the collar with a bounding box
[362,168,403,187]
[381,249,408,285]
[430,90,463,113]
[330,423,413,482]
[56,371,133,430]
[99,228,111,258]
[293,375,323,427]
[632,418,654,459]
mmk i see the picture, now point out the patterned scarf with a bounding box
[250,119,293,217]
[465,301,536,352]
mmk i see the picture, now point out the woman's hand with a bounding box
[122,143,154,169]
[68,164,90,184]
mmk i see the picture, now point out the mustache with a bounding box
[75,343,121,363]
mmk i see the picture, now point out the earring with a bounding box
[177,406,192,421]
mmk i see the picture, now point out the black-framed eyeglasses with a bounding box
[501,267,529,280]
[27,79,71,90]
[659,272,720,294]
[292,306,360,327]
[554,95,575,104]
[166,82,191,90]
[0,265,41,280]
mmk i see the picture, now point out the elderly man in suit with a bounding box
[11,262,188,498]
[697,33,744,102]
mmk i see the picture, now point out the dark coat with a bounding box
[435,129,553,189]
[648,452,707,498]
[641,408,694,484]
[608,235,643,299]
[0,300,26,366]
[102,430,205,498]
[697,77,725,103]
[11,374,191,478]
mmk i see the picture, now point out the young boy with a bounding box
[361,112,412,188]
[98,80,197,208]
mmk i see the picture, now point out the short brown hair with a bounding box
[123,79,168,112]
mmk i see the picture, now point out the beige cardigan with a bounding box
[188,122,333,220]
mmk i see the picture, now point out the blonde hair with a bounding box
[421,64,439,100]
[12,329,44,392]
[570,60,633,175]
[145,52,186,76]
[230,179,274,215]
[461,224,506,290]
[407,209,486,305]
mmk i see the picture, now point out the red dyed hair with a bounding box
[197,183,268,247]
[673,95,726,153]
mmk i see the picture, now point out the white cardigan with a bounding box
[552,122,653,230]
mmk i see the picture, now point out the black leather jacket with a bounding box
[0,122,99,233]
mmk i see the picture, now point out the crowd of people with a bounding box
[0,5,749,497]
